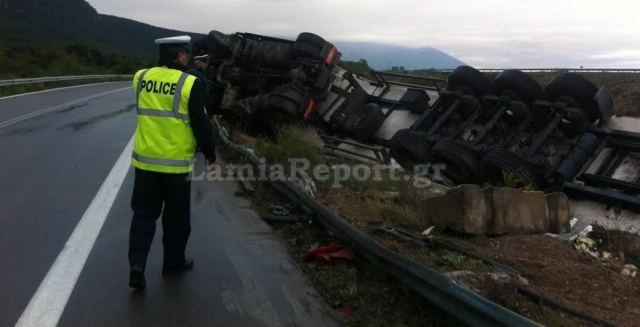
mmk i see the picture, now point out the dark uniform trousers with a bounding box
[129,168,191,270]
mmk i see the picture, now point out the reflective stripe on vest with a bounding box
[132,151,192,168]
[132,67,197,174]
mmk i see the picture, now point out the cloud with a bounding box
[591,49,640,60]
[87,0,640,68]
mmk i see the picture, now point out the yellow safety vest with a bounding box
[131,67,197,173]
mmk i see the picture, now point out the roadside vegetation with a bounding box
[0,44,151,79]
[0,43,151,97]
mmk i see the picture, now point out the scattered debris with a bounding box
[444,270,528,294]
[549,217,592,241]
[621,264,637,277]
[270,205,290,216]
[573,234,602,260]
[303,243,355,263]
[421,226,435,236]
[339,306,353,318]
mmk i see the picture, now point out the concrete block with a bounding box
[546,192,571,233]
[424,185,571,235]
[489,187,549,234]
[424,184,489,234]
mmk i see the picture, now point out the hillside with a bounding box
[0,0,201,58]
[334,41,465,70]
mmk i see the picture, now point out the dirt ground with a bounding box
[318,187,640,326]
[474,235,640,326]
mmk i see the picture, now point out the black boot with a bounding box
[162,258,194,276]
[129,268,146,290]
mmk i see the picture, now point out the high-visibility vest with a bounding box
[131,66,197,173]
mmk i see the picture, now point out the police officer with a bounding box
[129,35,216,290]
[187,37,213,117]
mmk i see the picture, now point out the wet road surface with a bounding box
[0,83,336,327]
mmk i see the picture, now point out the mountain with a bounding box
[0,0,201,58]
[334,42,464,70]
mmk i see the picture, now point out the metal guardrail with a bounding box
[0,75,133,87]
[436,68,640,73]
[211,116,542,327]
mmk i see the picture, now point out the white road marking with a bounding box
[0,87,129,130]
[15,135,134,327]
[0,81,127,101]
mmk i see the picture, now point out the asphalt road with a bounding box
[0,82,336,327]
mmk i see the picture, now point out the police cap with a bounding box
[155,35,192,52]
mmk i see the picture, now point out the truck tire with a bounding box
[482,148,543,189]
[447,65,496,99]
[264,86,305,122]
[494,69,544,105]
[503,102,530,126]
[296,32,326,48]
[389,129,432,171]
[431,138,481,184]
[559,107,589,135]
[344,103,385,141]
[265,94,300,123]
[293,32,327,60]
[545,73,600,123]
[254,41,294,68]
[292,42,322,59]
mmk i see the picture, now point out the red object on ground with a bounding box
[303,243,355,263]
[339,306,353,318]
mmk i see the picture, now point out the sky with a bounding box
[87,0,640,68]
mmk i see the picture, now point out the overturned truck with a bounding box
[202,30,640,211]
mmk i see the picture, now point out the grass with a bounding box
[255,125,324,167]
[423,250,489,272]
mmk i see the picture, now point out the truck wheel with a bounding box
[559,107,589,136]
[482,148,543,190]
[265,95,300,123]
[265,87,305,122]
[254,41,294,68]
[292,42,322,59]
[293,32,327,60]
[494,69,544,105]
[545,73,600,123]
[344,103,385,141]
[447,65,496,99]
[431,138,481,184]
[503,102,530,126]
[296,32,326,47]
[389,129,432,171]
